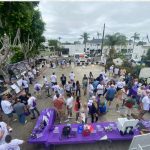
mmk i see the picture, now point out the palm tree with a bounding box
[104,32,127,59]
[80,32,90,52]
[131,32,140,49]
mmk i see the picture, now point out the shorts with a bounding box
[106,96,114,101]
[7,112,13,118]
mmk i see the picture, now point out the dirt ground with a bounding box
[3,63,150,150]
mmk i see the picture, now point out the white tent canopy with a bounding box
[113,58,123,66]
[139,67,150,79]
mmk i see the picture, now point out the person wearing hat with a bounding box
[105,84,116,110]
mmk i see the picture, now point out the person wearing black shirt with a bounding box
[60,74,66,87]
[18,93,28,106]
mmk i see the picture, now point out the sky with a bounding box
[39,0,150,43]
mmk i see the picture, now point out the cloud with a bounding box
[39,1,150,42]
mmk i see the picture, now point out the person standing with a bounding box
[138,94,150,119]
[27,93,40,119]
[105,84,116,110]
[97,82,104,97]
[60,74,66,87]
[69,71,75,82]
[34,82,42,96]
[109,65,114,77]
[76,81,81,97]
[53,94,65,124]
[90,96,98,123]
[66,93,74,120]
[0,135,24,150]
[74,96,81,123]
[92,79,99,95]
[28,70,34,84]
[82,74,88,95]
[116,79,125,91]
[1,96,14,125]
[114,67,119,77]
[88,82,94,99]
[89,72,93,83]
[50,72,57,85]
[65,81,72,94]
[22,77,29,94]
[13,98,27,125]
[32,66,37,78]
[0,116,12,145]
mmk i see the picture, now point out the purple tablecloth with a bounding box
[28,108,149,146]
[46,122,140,145]
[28,108,55,144]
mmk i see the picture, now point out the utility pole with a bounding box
[101,23,105,56]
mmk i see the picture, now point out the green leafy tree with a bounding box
[104,32,127,59]
[10,46,24,63]
[0,2,45,59]
[48,39,62,55]
[80,32,90,52]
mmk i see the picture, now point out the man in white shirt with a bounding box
[0,135,24,150]
[114,67,119,76]
[34,82,42,95]
[50,72,57,85]
[109,65,114,77]
[66,93,74,119]
[1,96,14,125]
[22,77,29,94]
[138,94,150,119]
[69,71,75,81]
[32,67,37,77]
[97,82,104,96]
[28,70,34,84]
[88,82,94,99]
[27,93,40,119]
[65,81,72,93]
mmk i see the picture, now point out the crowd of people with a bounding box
[0,60,150,149]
